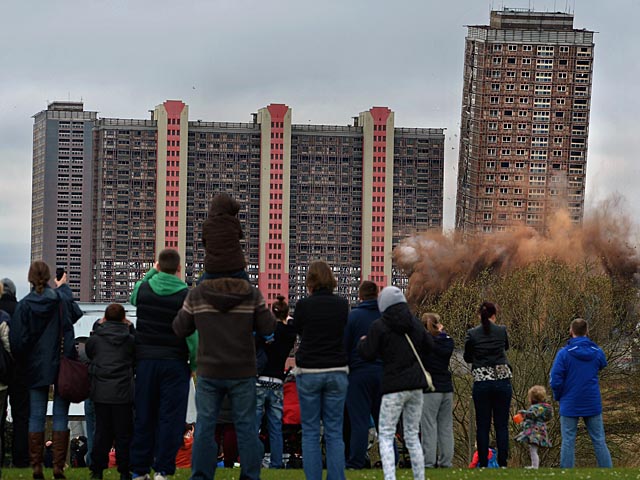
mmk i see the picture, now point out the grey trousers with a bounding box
[420,392,454,468]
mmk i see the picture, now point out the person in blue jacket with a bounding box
[550,318,612,468]
[10,261,82,480]
[343,281,383,469]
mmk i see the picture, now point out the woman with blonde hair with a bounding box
[419,312,455,468]
[10,262,82,479]
[293,260,349,480]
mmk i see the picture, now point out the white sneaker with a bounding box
[154,474,168,480]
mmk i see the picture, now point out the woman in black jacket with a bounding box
[420,313,455,468]
[293,260,349,480]
[358,287,433,480]
[10,261,82,479]
[464,301,512,467]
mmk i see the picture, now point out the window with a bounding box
[502,136,512,142]
[516,149,527,155]
[506,84,515,91]
[488,122,498,130]
[521,71,531,78]
[493,57,502,65]
[503,123,512,130]
[500,174,509,181]
[490,96,499,104]
[506,71,516,77]
[558,72,568,79]
[520,84,530,90]
[520,97,529,104]
[523,45,532,51]
[508,45,517,51]
[517,123,527,130]
[517,136,527,142]
[560,46,570,53]
[537,46,554,56]
[487,135,497,142]
[522,58,532,65]
[485,174,495,181]
[499,187,509,194]
[491,83,500,91]
[485,187,494,194]
[493,44,503,52]
[556,99,566,105]
[558,86,567,92]
[507,57,516,64]
[518,111,528,117]
[487,148,497,156]
[505,97,514,103]
[486,161,496,168]
[554,125,564,131]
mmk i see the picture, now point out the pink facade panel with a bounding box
[259,104,290,304]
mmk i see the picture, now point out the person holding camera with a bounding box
[419,313,454,468]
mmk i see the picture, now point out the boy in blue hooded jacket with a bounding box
[550,318,612,468]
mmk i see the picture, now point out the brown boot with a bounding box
[28,432,45,480]
[52,430,70,479]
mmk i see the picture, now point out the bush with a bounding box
[415,260,640,467]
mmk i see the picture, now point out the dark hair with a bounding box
[358,281,378,301]
[479,301,497,334]
[104,303,126,323]
[28,261,51,294]
[271,295,289,321]
[570,318,588,337]
[158,249,181,274]
[306,260,337,293]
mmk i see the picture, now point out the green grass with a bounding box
[4,468,640,480]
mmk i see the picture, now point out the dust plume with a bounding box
[394,197,640,303]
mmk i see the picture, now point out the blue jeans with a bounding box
[130,359,190,477]
[191,376,263,480]
[296,371,348,480]
[29,387,70,432]
[256,384,284,468]
[560,414,612,468]
[84,398,96,467]
[472,379,512,467]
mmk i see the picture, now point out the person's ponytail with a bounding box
[28,261,51,294]
[479,301,497,334]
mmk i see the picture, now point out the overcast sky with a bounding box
[1,0,638,298]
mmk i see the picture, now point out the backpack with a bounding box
[0,318,13,384]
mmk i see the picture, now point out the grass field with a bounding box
[3,468,640,480]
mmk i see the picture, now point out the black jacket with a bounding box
[294,289,349,369]
[358,304,434,394]
[86,321,135,404]
[258,321,297,380]
[135,281,188,361]
[463,323,510,370]
[424,332,454,393]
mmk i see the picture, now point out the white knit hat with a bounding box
[377,286,407,313]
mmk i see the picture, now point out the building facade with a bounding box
[455,9,594,235]
[32,101,444,304]
[32,102,97,300]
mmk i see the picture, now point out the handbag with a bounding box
[56,295,90,403]
[404,333,435,392]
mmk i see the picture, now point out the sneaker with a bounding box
[154,474,168,480]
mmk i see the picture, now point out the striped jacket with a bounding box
[172,277,275,379]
